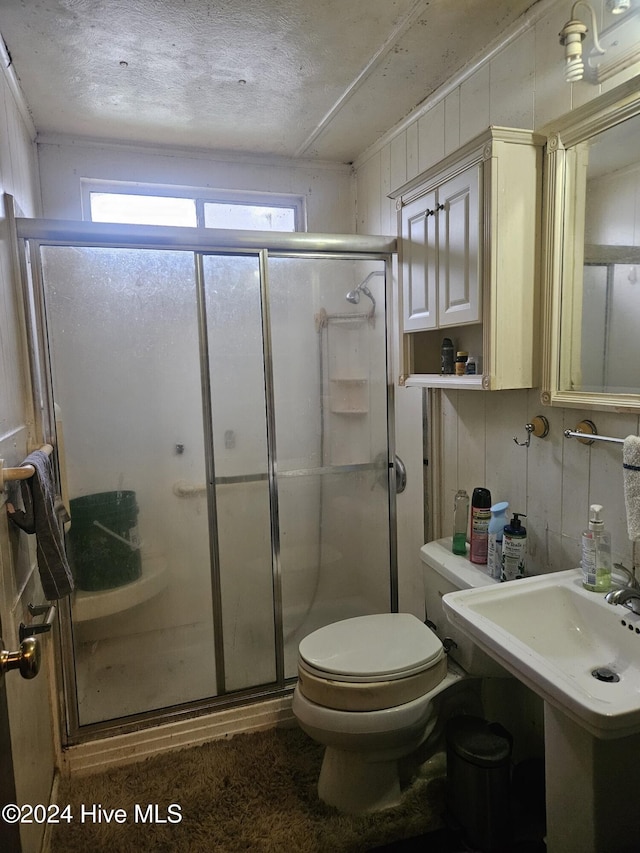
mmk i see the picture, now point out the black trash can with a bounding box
[445,715,513,851]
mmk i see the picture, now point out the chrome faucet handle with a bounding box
[606,587,640,614]
[613,563,640,590]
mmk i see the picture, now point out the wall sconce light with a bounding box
[559,1,606,82]
[607,0,631,13]
[560,0,639,83]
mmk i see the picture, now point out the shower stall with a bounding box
[15,219,398,742]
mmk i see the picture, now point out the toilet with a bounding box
[292,537,503,814]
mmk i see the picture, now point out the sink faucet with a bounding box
[613,563,639,590]
[605,563,640,608]
[606,587,640,615]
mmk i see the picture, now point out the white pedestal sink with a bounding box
[443,568,640,853]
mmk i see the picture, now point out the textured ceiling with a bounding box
[0,0,540,162]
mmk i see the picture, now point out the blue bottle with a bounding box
[487,501,509,579]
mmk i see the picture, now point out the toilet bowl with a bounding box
[292,537,501,814]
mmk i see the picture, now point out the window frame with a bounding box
[80,179,307,232]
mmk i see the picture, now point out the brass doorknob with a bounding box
[0,636,41,680]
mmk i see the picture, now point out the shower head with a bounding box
[345,271,382,312]
[346,283,375,312]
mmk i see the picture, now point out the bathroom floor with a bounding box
[370,760,547,853]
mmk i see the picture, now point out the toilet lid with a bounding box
[298,613,444,683]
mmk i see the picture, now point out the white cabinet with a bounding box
[401,163,480,331]
[393,127,544,390]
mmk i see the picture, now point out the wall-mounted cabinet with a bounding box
[391,126,544,390]
[401,164,480,331]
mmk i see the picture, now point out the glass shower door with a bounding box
[267,257,391,676]
[41,245,278,727]
[201,253,276,692]
[41,246,219,724]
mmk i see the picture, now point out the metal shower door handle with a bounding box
[395,455,407,494]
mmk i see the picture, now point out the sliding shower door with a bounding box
[25,226,395,737]
[201,253,276,693]
[41,246,223,724]
[268,257,391,677]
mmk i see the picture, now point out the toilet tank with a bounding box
[420,538,505,676]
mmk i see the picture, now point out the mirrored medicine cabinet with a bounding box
[541,77,640,412]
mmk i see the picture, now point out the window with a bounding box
[89,193,197,227]
[203,202,295,231]
[82,182,305,232]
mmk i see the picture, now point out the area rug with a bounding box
[51,725,446,852]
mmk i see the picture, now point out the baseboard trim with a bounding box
[62,695,295,776]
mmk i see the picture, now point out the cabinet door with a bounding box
[437,164,480,327]
[400,191,438,331]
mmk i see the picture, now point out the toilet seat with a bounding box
[297,613,447,711]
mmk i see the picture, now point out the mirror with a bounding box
[542,78,640,411]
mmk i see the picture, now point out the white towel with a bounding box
[623,435,640,541]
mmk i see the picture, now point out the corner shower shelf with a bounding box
[72,554,168,623]
[329,378,369,414]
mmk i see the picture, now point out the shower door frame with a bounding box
[15,218,398,744]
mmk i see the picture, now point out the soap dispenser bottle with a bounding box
[581,504,612,592]
[501,513,527,581]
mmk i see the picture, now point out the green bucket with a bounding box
[68,491,142,591]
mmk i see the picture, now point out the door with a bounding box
[0,623,21,853]
[41,244,223,725]
[401,191,438,331]
[0,197,56,853]
[267,256,392,675]
[437,164,481,327]
[200,252,277,692]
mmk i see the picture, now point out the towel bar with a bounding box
[0,444,54,489]
[563,420,625,446]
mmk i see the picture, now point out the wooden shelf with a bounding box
[403,373,484,389]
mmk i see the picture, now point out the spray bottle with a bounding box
[470,487,492,564]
